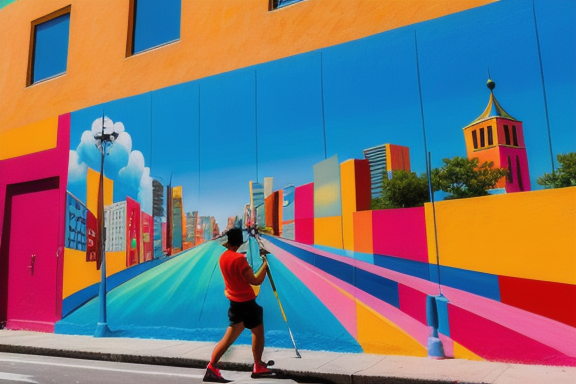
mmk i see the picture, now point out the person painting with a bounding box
[204,227,273,383]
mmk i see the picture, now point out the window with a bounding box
[516,156,524,191]
[480,128,485,147]
[507,156,513,182]
[487,126,493,146]
[27,6,71,86]
[269,0,306,10]
[504,125,511,145]
[512,125,519,146]
[127,0,181,56]
[472,130,478,149]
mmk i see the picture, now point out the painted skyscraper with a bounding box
[363,144,411,197]
[463,79,531,193]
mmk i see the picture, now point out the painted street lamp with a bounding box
[94,116,119,338]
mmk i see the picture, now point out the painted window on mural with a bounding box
[472,130,478,149]
[487,126,493,146]
[128,0,181,55]
[27,6,70,85]
[504,125,511,145]
[512,125,519,146]
[270,0,306,11]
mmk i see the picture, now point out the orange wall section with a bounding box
[0,116,59,160]
[424,187,576,285]
[0,0,496,133]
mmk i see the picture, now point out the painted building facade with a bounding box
[1,0,575,367]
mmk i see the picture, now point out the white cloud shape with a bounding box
[71,116,151,212]
[68,150,87,183]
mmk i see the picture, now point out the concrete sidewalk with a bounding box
[0,330,574,384]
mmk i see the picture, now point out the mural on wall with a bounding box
[39,0,575,366]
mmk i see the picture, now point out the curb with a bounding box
[0,343,480,384]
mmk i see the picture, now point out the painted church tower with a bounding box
[463,79,531,192]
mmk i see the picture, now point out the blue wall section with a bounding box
[33,12,69,83]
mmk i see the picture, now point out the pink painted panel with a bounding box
[449,304,576,366]
[0,113,70,326]
[442,285,576,358]
[294,183,314,220]
[372,207,428,262]
[294,218,314,245]
[398,283,427,325]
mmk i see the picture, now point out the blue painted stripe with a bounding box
[355,268,400,308]
[61,255,176,318]
[373,254,430,280]
[429,264,501,301]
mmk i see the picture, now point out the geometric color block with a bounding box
[429,265,501,302]
[340,159,371,251]
[398,284,427,325]
[448,304,576,366]
[295,218,314,245]
[314,216,343,249]
[0,116,59,160]
[353,210,373,254]
[386,144,411,173]
[453,341,484,361]
[374,254,430,280]
[372,207,428,263]
[499,275,576,328]
[424,188,576,285]
[356,301,427,356]
[86,167,113,217]
[313,155,342,218]
[295,183,314,220]
[355,269,399,309]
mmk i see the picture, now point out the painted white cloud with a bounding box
[71,116,151,213]
[68,150,87,183]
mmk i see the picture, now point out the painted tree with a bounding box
[431,156,508,199]
[371,170,430,209]
[537,152,576,189]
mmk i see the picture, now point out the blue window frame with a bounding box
[270,0,306,10]
[129,0,181,56]
[27,6,71,85]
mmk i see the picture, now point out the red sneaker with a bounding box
[251,362,279,379]
[203,363,231,383]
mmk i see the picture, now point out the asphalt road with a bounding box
[0,352,297,384]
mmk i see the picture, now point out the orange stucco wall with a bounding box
[0,0,495,134]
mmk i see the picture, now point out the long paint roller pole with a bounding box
[253,235,301,358]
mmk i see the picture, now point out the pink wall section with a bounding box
[295,183,314,220]
[449,305,576,366]
[295,218,314,245]
[0,114,70,329]
[372,207,428,262]
[398,284,427,325]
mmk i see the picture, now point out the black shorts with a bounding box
[228,299,263,329]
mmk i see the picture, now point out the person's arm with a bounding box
[242,256,268,286]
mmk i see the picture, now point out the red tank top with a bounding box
[219,249,256,302]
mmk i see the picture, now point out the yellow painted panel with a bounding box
[340,160,357,251]
[106,251,127,276]
[0,116,58,160]
[356,301,427,356]
[314,216,343,249]
[63,249,127,299]
[453,341,484,361]
[62,248,100,299]
[86,167,114,215]
[425,187,576,284]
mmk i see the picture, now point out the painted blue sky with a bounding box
[69,0,575,229]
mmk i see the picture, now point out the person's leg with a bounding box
[250,323,265,365]
[210,322,244,365]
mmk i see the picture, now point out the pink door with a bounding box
[6,184,60,332]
